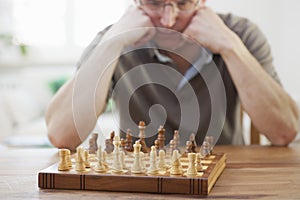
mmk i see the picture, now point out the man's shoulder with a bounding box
[218,13,269,55]
[218,13,258,36]
[76,25,112,68]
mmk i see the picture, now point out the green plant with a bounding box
[0,33,28,56]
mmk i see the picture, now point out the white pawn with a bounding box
[147,146,159,175]
[158,149,167,170]
[112,135,123,173]
[120,151,126,169]
[95,146,106,173]
[140,152,145,171]
[196,153,203,172]
[187,153,197,177]
[58,149,70,171]
[66,149,72,169]
[200,141,210,157]
[170,150,183,175]
[131,141,143,174]
[83,150,91,168]
[102,151,109,169]
[75,147,86,171]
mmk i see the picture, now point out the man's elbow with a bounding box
[47,124,81,151]
[270,123,299,146]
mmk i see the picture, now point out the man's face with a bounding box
[137,0,204,49]
[138,0,204,33]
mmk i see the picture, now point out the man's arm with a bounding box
[221,36,299,145]
[45,6,155,151]
[46,40,124,151]
[184,7,299,145]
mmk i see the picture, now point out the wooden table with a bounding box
[1,145,300,199]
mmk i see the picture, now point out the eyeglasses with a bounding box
[138,0,199,13]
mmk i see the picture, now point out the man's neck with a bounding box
[158,43,201,75]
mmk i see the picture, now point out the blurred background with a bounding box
[0,0,299,148]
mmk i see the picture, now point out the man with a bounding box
[46,0,299,151]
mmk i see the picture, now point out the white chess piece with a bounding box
[148,146,159,175]
[200,141,210,157]
[95,146,106,172]
[131,141,144,173]
[75,147,86,171]
[158,149,167,170]
[140,152,145,171]
[196,153,203,172]
[58,149,70,171]
[83,150,91,168]
[112,135,123,173]
[120,151,126,169]
[187,153,197,177]
[66,149,72,169]
[102,151,109,169]
[170,150,183,175]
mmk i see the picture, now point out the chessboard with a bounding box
[38,150,226,195]
[38,122,226,195]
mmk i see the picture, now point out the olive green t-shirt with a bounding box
[77,13,281,146]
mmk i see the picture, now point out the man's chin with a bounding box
[155,27,182,35]
[154,37,186,51]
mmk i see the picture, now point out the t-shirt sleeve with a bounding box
[76,25,112,69]
[221,13,281,85]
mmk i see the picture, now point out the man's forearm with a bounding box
[46,38,124,151]
[220,35,299,145]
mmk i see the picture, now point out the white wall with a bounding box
[207,0,300,102]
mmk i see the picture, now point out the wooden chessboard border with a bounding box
[38,152,226,195]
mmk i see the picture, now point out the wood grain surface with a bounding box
[1,145,300,199]
[38,152,226,195]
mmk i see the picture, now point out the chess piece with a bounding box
[110,131,115,141]
[205,136,214,153]
[170,150,183,175]
[169,140,175,156]
[140,152,146,171]
[120,138,126,153]
[200,141,210,157]
[112,135,123,173]
[131,141,144,174]
[157,125,166,152]
[104,131,115,153]
[95,146,106,173]
[185,141,192,154]
[187,153,197,177]
[147,146,159,175]
[154,139,160,154]
[173,130,180,148]
[158,149,167,171]
[124,129,133,152]
[102,151,109,169]
[88,138,96,154]
[75,147,86,171]
[88,133,98,154]
[138,121,149,153]
[66,149,72,168]
[189,133,197,153]
[120,151,127,169]
[83,149,91,168]
[196,153,203,172]
[172,130,181,153]
[58,149,70,171]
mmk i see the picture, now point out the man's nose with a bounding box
[160,4,177,28]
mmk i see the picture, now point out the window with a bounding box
[4,0,130,64]
[13,0,67,46]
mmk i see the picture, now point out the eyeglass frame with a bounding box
[137,0,200,14]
